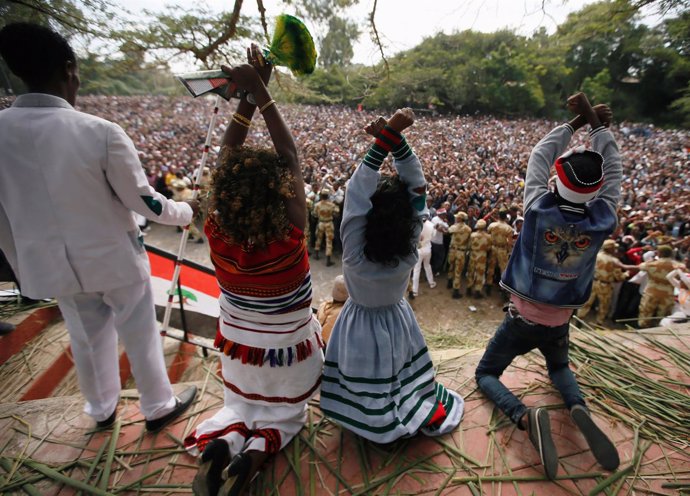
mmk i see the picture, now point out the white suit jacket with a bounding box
[0,94,193,298]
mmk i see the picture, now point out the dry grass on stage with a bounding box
[0,309,688,494]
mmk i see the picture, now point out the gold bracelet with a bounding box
[231,115,250,128]
[233,112,252,126]
[259,99,276,114]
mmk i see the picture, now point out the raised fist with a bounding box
[567,92,593,116]
[364,116,387,137]
[387,108,415,133]
[593,104,613,128]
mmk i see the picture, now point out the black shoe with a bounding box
[571,405,620,471]
[0,321,15,336]
[20,296,40,306]
[452,289,462,299]
[447,279,453,289]
[220,451,267,496]
[474,291,483,299]
[196,238,204,244]
[193,439,231,496]
[326,256,334,267]
[220,453,253,496]
[408,291,415,300]
[96,408,117,430]
[526,408,558,480]
[145,385,197,432]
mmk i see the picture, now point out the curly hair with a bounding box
[363,174,418,267]
[211,146,295,249]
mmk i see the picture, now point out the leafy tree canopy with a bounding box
[1,0,688,126]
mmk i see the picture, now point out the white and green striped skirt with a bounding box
[320,298,464,443]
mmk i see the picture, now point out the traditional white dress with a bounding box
[185,217,323,457]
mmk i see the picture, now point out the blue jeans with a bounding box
[475,314,585,426]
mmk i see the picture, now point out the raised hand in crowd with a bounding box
[387,107,415,133]
[593,104,613,128]
[567,92,602,129]
[364,116,387,137]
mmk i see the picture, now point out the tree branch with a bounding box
[194,0,244,63]
[368,0,389,78]
[7,0,101,36]
[256,0,271,44]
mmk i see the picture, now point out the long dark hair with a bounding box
[363,174,418,266]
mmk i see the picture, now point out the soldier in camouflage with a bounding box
[637,245,685,328]
[467,218,491,298]
[447,211,472,299]
[486,210,515,295]
[313,188,339,266]
[577,239,631,325]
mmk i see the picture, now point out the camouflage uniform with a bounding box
[637,255,685,327]
[314,198,339,258]
[577,249,628,324]
[486,220,514,284]
[467,221,491,296]
[447,222,472,291]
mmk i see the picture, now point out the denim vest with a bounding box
[500,192,616,308]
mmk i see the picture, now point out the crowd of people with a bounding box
[4,92,686,326]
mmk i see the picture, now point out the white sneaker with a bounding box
[429,282,437,289]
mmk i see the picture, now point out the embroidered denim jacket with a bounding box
[500,193,616,308]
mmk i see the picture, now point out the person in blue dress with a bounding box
[320,108,464,443]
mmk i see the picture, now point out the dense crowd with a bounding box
[62,97,688,240]
[2,94,688,323]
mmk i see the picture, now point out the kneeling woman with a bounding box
[320,109,464,443]
[185,47,324,495]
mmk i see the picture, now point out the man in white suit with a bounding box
[0,23,197,431]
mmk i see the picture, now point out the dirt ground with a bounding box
[145,222,504,349]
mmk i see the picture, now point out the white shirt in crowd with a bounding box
[431,216,448,245]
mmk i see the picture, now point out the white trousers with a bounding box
[57,279,176,422]
[412,246,434,295]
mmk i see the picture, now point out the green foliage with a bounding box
[582,68,613,106]
[360,31,548,116]
[670,82,690,127]
[78,52,183,96]
[319,16,360,68]
[300,65,376,105]
[632,10,690,124]
[0,0,118,38]
[1,0,688,127]
[116,5,258,69]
